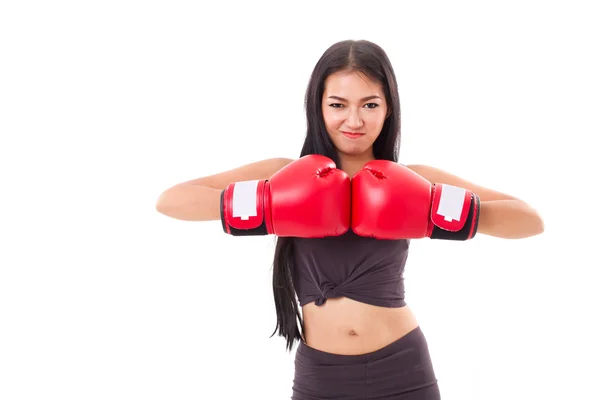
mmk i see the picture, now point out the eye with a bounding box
[329,103,344,108]
[364,103,379,109]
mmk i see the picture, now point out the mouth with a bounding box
[341,131,365,139]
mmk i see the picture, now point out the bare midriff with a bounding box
[302,296,419,355]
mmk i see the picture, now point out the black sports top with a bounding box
[291,230,409,307]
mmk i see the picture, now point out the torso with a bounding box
[302,297,419,355]
[288,157,422,355]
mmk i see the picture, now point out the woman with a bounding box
[156,40,544,399]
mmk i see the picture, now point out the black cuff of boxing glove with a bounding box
[220,190,269,236]
[430,193,480,241]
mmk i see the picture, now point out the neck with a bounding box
[338,152,375,178]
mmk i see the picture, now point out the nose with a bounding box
[346,108,363,129]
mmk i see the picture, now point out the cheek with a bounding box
[322,109,344,130]
[365,112,386,130]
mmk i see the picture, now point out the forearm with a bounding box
[155,184,222,221]
[477,200,544,239]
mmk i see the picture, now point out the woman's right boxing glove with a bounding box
[221,155,351,238]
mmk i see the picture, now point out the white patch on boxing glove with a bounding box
[431,183,471,232]
[436,185,466,222]
[232,180,260,220]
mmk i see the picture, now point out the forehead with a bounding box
[323,70,384,97]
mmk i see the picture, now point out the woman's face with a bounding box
[321,70,389,159]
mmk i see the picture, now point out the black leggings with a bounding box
[292,326,440,399]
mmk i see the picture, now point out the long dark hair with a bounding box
[270,40,402,351]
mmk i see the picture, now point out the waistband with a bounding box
[296,326,424,365]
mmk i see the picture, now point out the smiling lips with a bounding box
[341,131,365,139]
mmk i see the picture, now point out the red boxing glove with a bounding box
[351,160,480,240]
[221,155,351,237]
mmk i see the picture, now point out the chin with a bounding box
[331,135,375,157]
[337,145,373,157]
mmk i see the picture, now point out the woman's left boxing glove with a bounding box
[352,160,479,240]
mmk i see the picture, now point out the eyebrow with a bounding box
[327,95,382,102]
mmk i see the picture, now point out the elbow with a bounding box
[155,202,167,215]
[155,191,172,215]
[523,222,544,239]
[525,208,545,238]
[533,214,545,236]
[530,202,545,235]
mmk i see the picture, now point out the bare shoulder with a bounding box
[181,157,296,190]
[404,164,462,184]
[405,163,518,202]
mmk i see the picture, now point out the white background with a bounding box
[1,1,598,399]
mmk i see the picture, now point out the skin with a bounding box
[156,69,544,355]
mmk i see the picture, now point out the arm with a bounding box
[406,164,544,239]
[155,157,295,221]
